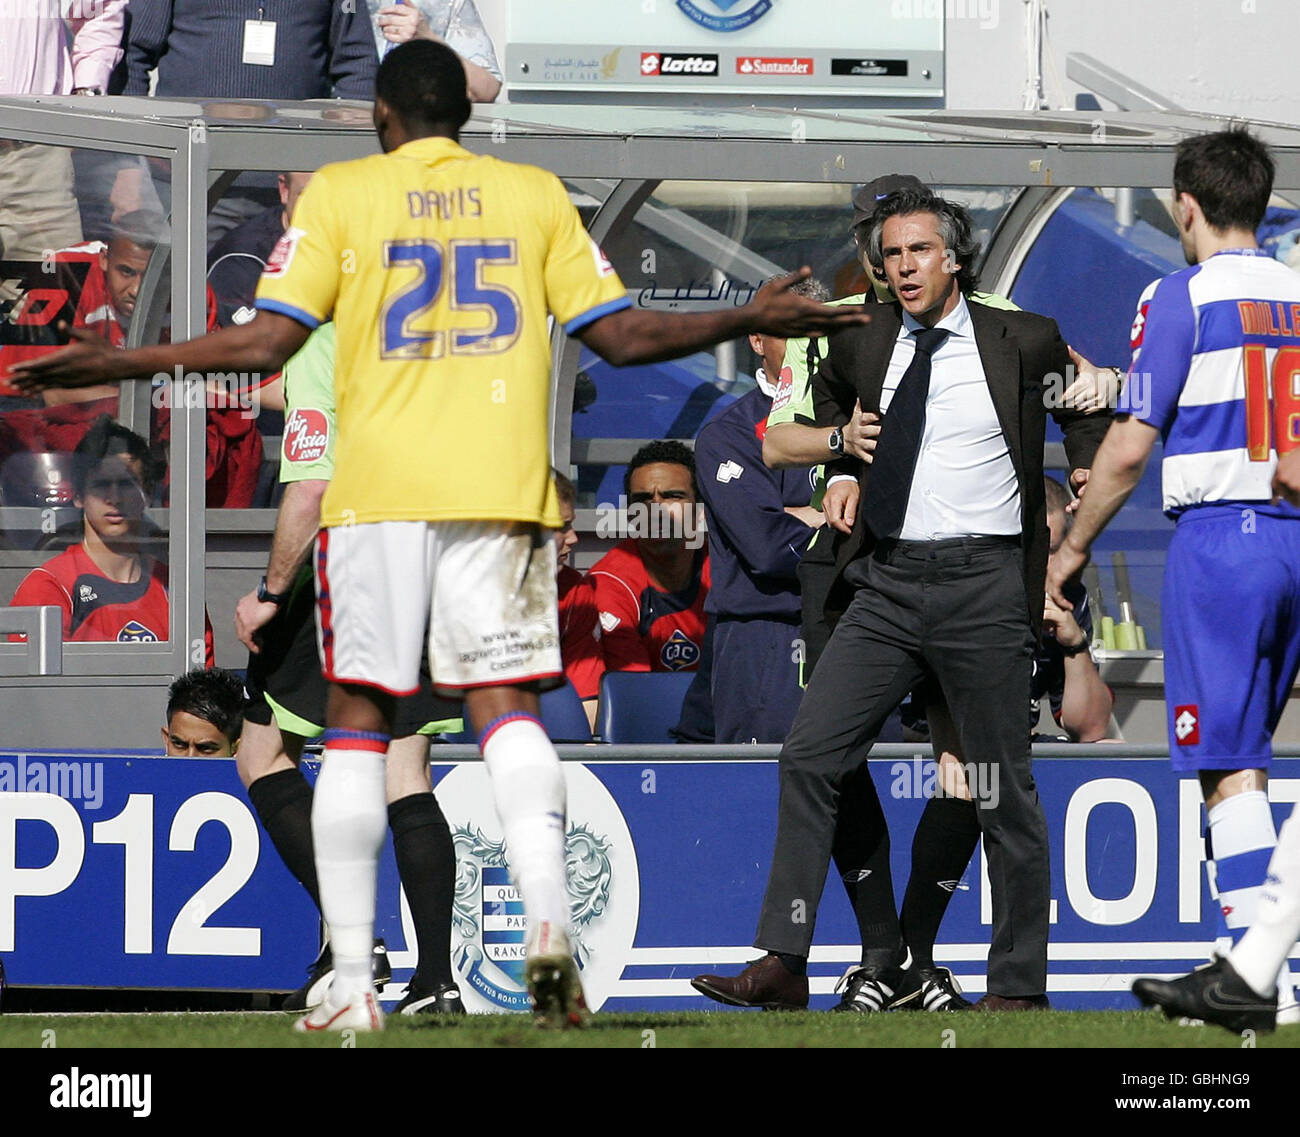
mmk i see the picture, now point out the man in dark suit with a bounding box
[694,188,1110,1010]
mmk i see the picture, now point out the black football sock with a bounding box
[389,792,456,989]
[833,760,904,971]
[247,767,320,910]
[899,796,982,970]
[774,953,807,977]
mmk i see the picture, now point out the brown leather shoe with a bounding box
[692,954,809,1010]
[974,993,1051,1011]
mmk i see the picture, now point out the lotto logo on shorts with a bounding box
[1130,301,1149,350]
[1173,704,1200,745]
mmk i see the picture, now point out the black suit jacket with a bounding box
[812,299,1112,638]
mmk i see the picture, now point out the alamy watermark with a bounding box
[890,755,1000,810]
[150,367,265,420]
[594,497,706,550]
[891,0,1000,29]
[0,754,103,810]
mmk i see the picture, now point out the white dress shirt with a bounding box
[831,294,1022,540]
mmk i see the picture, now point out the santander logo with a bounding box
[285,409,330,463]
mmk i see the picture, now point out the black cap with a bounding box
[849,173,927,232]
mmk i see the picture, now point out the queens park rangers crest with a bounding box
[433,763,640,1012]
[676,0,774,33]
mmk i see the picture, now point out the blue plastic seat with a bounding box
[435,680,593,744]
[597,671,695,744]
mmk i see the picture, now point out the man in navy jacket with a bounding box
[694,279,828,743]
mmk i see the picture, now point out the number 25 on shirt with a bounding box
[380,238,522,360]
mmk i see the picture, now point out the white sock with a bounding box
[1208,791,1277,942]
[1232,807,1300,998]
[479,714,570,938]
[313,735,388,1002]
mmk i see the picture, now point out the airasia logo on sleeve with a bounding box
[284,409,330,463]
[640,52,720,76]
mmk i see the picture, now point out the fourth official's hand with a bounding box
[235,589,279,654]
[844,401,880,463]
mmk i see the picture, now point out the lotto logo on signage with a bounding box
[737,57,814,76]
[640,52,719,77]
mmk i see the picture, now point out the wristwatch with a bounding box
[257,576,290,606]
[827,426,845,456]
[1059,634,1091,657]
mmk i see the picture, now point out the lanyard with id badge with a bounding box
[244,3,277,67]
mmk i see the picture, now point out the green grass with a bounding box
[1,1010,1297,1048]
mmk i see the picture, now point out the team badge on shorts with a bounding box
[660,628,701,670]
[1173,704,1200,745]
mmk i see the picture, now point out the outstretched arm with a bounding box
[1045,416,1159,608]
[7,313,312,394]
[577,270,869,367]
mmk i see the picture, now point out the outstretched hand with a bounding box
[7,325,130,393]
[750,268,871,339]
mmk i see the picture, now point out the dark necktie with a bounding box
[863,326,951,540]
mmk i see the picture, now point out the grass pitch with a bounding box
[1,1009,1296,1048]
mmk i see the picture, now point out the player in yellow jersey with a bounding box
[11,40,869,1031]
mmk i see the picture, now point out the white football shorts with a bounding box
[314,519,562,697]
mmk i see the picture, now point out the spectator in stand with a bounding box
[125,1,376,101]
[9,416,214,662]
[0,212,263,508]
[368,2,502,103]
[208,172,314,331]
[590,440,710,675]
[125,0,377,244]
[0,1,127,259]
[163,667,243,757]
[553,469,603,734]
[694,278,827,744]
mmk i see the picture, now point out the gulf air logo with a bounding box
[660,628,701,670]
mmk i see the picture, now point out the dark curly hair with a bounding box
[623,439,697,498]
[166,667,245,744]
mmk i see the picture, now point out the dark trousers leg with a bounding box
[754,562,926,956]
[711,617,804,744]
[922,544,1047,997]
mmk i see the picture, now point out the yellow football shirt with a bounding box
[256,136,630,528]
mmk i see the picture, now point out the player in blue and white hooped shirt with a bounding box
[1048,128,1300,1023]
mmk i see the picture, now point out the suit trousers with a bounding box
[754,535,1050,996]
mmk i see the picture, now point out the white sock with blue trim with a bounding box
[1232,807,1300,1000]
[479,714,570,937]
[1208,789,1296,1009]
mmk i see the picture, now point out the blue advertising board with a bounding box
[4,748,1297,1011]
